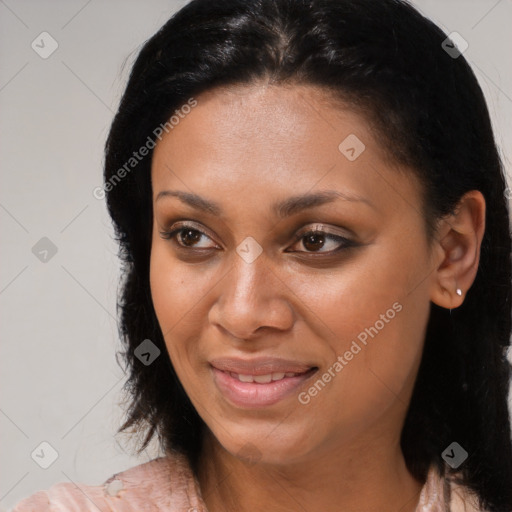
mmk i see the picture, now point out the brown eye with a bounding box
[178,228,203,247]
[302,232,327,252]
[159,223,218,249]
[290,229,353,254]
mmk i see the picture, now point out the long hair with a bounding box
[103,1,512,509]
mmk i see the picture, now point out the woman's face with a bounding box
[150,84,435,464]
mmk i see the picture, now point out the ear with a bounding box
[429,190,486,310]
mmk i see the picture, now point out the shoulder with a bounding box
[449,479,486,512]
[417,465,488,512]
[10,451,206,512]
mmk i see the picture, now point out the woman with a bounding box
[13,0,512,510]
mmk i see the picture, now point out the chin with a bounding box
[213,423,317,467]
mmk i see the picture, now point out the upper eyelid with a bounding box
[288,229,352,251]
[293,223,348,238]
[165,221,347,238]
[164,220,216,239]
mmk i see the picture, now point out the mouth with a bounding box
[210,357,318,408]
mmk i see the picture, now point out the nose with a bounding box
[208,252,294,342]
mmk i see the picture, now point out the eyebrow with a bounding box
[155,189,375,217]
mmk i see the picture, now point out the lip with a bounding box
[210,357,318,409]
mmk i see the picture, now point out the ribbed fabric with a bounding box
[11,451,483,511]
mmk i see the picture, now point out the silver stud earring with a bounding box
[449,287,462,314]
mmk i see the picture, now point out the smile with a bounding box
[210,358,318,408]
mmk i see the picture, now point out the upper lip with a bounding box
[210,357,316,376]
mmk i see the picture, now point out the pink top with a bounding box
[11,451,483,511]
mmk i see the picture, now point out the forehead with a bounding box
[153,83,376,168]
[151,83,421,218]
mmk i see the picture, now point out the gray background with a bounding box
[1,1,511,509]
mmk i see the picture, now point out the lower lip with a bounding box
[211,367,317,408]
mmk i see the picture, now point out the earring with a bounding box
[450,286,462,314]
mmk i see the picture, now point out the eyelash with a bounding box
[159,222,354,255]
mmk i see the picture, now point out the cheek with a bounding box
[149,243,214,378]
[301,295,429,443]
[290,237,431,427]
[149,238,218,330]
[150,251,223,428]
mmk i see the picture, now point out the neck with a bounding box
[197,428,424,512]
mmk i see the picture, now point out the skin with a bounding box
[149,83,485,512]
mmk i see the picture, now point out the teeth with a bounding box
[254,374,272,384]
[238,374,254,383]
[232,372,299,383]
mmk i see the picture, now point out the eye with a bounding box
[287,226,354,254]
[159,221,355,255]
[159,222,219,249]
